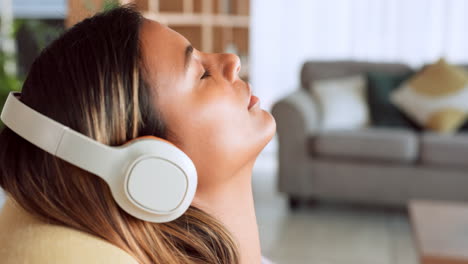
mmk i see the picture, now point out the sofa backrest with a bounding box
[300,61,412,89]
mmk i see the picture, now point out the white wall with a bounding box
[250,0,282,111]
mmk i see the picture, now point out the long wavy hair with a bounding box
[0,5,239,264]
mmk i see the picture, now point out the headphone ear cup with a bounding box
[126,156,188,213]
[114,136,197,223]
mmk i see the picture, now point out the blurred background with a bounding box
[3,1,468,264]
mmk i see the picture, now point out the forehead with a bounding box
[139,19,189,77]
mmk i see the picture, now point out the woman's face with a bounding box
[139,19,276,189]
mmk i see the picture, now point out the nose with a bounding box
[222,53,241,83]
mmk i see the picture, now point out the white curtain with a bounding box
[251,0,468,110]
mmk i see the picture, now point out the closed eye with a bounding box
[201,69,211,79]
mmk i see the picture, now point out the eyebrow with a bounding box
[184,45,194,72]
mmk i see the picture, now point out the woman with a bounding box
[0,5,276,264]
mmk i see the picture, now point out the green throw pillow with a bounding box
[458,118,468,132]
[366,71,420,130]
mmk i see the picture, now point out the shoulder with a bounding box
[0,198,139,264]
[2,224,140,264]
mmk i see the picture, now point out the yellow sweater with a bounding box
[0,197,139,264]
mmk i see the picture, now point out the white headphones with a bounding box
[0,92,197,223]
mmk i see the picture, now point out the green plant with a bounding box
[0,19,63,128]
[0,51,22,106]
[0,19,23,128]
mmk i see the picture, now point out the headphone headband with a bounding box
[1,92,120,182]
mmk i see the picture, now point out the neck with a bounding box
[192,164,261,264]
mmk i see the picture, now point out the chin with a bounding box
[264,111,277,142]
[253,112,277,157]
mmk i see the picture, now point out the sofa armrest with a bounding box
[271,89,320,195]
[272,88,320,157]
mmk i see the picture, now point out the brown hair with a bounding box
[0,5,239,264]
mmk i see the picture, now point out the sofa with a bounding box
[271,61,468,209]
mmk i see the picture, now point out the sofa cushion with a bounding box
[421,133,468,168]
[390,58,468,134]
[310,128,418,163]
[366,71,419,130]
[309,75,370,131]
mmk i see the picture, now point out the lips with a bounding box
[246,82,260,110]
[248,95,259,110]
[246,83,259,110]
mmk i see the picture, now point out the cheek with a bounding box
[177,97,253,175]
[191,99,249,152]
